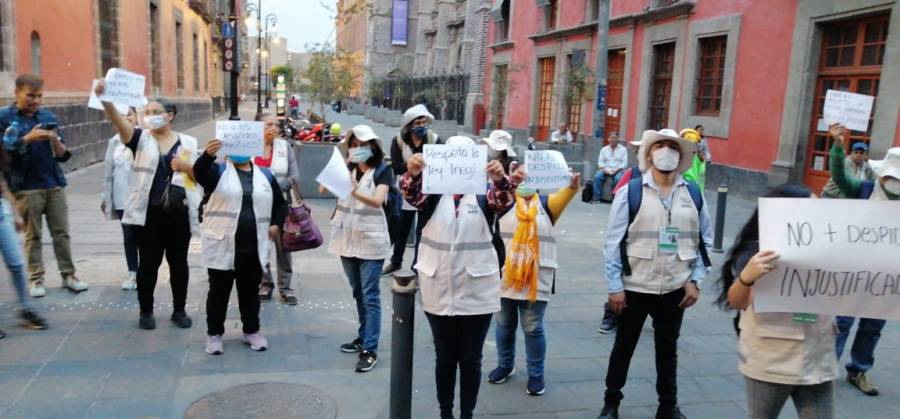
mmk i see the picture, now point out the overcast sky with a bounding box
[249,0,337,52]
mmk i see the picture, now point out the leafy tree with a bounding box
[270,65,294,91]
[299,44,364,117]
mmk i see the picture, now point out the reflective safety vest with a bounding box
[327,167,392,260]
[498,199,558,301]
[200,162,274,271]
[414,194,501,316]
[270,138,289,181]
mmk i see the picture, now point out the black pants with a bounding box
[389,209,417,267]
[604,288,686,408]
[425,312,493,419]
[135,206,191,314]
[206,251,263,336]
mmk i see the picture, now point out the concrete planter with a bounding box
[295,142,342,198]
[372,107,387,123]
[384,110,403,127]
[364,106,376,120]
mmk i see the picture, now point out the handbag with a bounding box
[161,137,189,217]
[281,179,323,252]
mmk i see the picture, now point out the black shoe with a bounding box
[170,311,192,329]
[139,313,156,330]
[280,290,298,305]
[0,329,5,339]
[597,404,619,419]
[340,338,362,353]
[598,309,618,334]
[259,286,273,302]
[20,309,48,330]
[655,405,686,419]
[381,263,400,276]
[355,351,377,372]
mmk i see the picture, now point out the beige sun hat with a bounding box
[445,135,475,146]
[869,147,900,180]
[637,129,697,174]
[339,124,383,152]
[483,129,517,157]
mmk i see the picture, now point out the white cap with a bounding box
[445,135,475,146]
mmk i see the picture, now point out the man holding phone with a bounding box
[0,74,88,297]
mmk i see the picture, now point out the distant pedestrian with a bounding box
[680,128,707,190]
[194,139,286,355]
[101,106,140,290]
[597,129,712,419]
[254,113,300,305]
[323,125,392,373]
[0,74,89,297]
[401,136,524,419]
[720,184,838,419]
[289,95,299,119]
[592,131,628,202]
[0,137,48,336]
[95,80,202,331]
[382,104,442,276]
[487,171,580,396]
[694,125,712,162]
[550,124,574,144]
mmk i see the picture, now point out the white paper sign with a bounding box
[522,150,571,189]
[756,198,900,320]
[215,121,264,157]
[822,90,874,132]
[88,79,130,114]
[98,68,146,108]
[422,144,487,195]
[315,147,353,199]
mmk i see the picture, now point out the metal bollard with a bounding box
[389,269,418,419]
[711,184,728,253]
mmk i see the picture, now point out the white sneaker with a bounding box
[29,282,47,298]
[206,335,224,355]
[121,272,137,290]
[62,276,89,293]
[241,332,268,351]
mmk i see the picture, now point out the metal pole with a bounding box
[264,34,270,108]
[255,0,262,116]
[228,0,240,120]
[587,0,610,181]
[712,184,728,253]
[389,269,417,419]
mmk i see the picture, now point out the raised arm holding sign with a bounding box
[522,150,571,190]
[823,90,874,133]
[422,144,488,195]
[98,68,146,108]
[215,121,264,157]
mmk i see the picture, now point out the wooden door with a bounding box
[536,57,556,140]
[604,49,626,138]
[805,15,888,192]
[648,43,675,131]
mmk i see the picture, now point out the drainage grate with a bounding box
[184,383,337,419]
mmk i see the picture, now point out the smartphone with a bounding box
[42,122,58,130]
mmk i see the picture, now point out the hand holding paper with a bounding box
[98,68,146,108]
[522,150,571,189]
[215,121,264,157]
[316,147,353,199]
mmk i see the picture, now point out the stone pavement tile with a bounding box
[4,375,104,419]
[689,374,747,403]
[98,358,180,400]
[479,379,583,416]
[0,364,40,407]
[85,397,173,419]
[678,401,747,419]
[678,352,740,377]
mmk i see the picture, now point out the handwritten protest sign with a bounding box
[88,79,129,114]
[522,150,570,190]
[98,68,146,108]
[822,90,874,132]
[316,147,352,199]
[756,198,900,320]
[215,121,264,157]
[422,144,487,195]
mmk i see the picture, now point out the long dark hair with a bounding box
[716,183,812,308]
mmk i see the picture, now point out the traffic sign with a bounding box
[222,22,235,39]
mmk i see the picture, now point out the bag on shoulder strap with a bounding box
[282,179,324,252]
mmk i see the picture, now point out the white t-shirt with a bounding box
[550,130,573,144]
[598,144,628,171]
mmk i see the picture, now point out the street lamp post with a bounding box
[245,1,262,116]
[264,14,277,109]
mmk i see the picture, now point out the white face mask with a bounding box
[883,178,900,195]
[651,147,681,172]
[144,115,168,130]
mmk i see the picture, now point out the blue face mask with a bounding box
[348,145,373,163]
[516,185,537,198]
[411,125,429,138]
[228,155,251,164]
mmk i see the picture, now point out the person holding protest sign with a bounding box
[592,132,628,203]
[253,113,300,305]
[382,104,442,276]
[95,80,201,330]
[827,123,899,396]
[487,170,580,396]
[193,138,286,355]
[101,106,140,290]
[718,184,840,419]
[0,74,88,297]
[820,141,874,198]
[321,125,392,372]
[400,136,525,419]
[597,129,711,419]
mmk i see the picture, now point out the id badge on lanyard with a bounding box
[658,198,678,254]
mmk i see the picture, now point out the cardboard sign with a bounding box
[522,150,571,190]
[822,90,874,132]
[88,79,130,114]
[755,198,900,320]
[422,144,487,195]
[215,121,264,157]
[98,68,146,108]
[316,147,352,199]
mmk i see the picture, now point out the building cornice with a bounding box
[610,0,695,28]
[528,21,597,42]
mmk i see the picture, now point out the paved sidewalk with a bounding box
[0,106,897,419]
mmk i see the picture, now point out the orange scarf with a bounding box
[503,196,540,301]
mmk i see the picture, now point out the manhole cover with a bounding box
[184,383,337,419]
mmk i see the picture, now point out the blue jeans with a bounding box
[0,199,31,310]
[495,298,548,379]
[340,257,383,352]
[593,170,624,200]
[835,316,887,374]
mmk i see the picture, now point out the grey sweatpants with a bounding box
[745,377,834,419]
